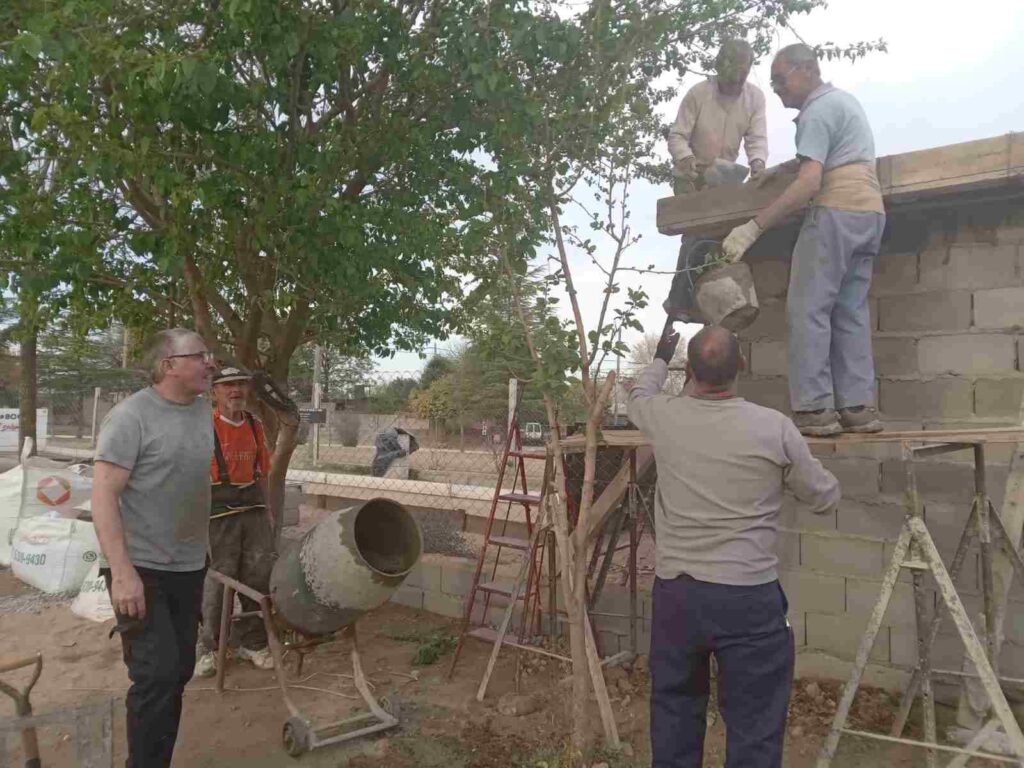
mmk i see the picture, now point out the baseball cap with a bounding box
[212,366,252,385]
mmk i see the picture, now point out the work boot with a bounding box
[237,646,275,670]
[839,406,884,433]
[792,409,842,437]
[194,650,217,678]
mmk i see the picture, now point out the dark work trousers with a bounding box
[102,566,205,768]
[198,509,276,653]
[650,574,795,768]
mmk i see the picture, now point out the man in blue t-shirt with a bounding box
[721,43,885,437]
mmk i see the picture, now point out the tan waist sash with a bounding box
[813,160,885,213]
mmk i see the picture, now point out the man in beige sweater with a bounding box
[629,324,840,768]
[667,39,768,194]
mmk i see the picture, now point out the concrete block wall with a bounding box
[738,200,1024,675]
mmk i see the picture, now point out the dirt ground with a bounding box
[0,565,962,768]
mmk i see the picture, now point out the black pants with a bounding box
[650,574,794,768]
[102,566,205,768]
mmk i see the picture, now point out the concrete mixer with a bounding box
[207,497,423,757]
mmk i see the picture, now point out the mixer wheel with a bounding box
[283,716,312,757]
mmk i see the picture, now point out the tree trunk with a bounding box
[18,311,38,457]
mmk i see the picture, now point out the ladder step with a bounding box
[509,449,548,460]
[478,580,516,598]
[499,492,543,506]
[468,626,502,644]
[488,535,532,551]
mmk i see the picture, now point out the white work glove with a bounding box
[722,219,762,262]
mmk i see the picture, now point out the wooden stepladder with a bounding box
[818,436,1024,766]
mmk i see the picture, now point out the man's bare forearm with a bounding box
[754,160,823,231]
[92,490,133,571]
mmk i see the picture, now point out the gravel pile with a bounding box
[409,509,476,559]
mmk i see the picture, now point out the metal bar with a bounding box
[208,568,265,604]
[912,515,1024,758]
[628,487,639,658]
[816,521,913,767]
[350,626,391,723]
[588,503,626,610]
[259,595,301,719]
[312,721,396,750]
[913,566,938,768]
[976,444,999,672]
[839,728,1019,764]
[215,582,233,694]
[547,528,557,637]
[892,500,978,736]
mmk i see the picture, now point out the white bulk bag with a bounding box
[19,456,93,521]
[0,464,24,566]
[71,562,114,623]
[11,516,101,594]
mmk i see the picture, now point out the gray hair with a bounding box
[718,38,754,67]
[775,43,820,74]
[143,328,204,383]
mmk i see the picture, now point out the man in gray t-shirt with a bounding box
[629,324,839,768]
[92,328,215,768]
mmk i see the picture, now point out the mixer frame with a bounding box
[207,569,400,757]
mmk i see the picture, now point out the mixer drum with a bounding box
[270,497,423,636]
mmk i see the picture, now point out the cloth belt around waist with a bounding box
[211,412,266,518]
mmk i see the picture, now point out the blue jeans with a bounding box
[787,206,886,411]
[650,574,794,768]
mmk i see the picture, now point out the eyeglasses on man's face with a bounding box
[167,351,216,365]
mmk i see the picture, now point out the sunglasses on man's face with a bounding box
[167,351,216,364]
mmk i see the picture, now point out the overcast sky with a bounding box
[378,0,1024,378]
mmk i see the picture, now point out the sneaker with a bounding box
[236,646,275,670]
[792,409,843,437]
[194,651,217,679]
[839,406,884,433]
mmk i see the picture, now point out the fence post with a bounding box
[508,378,517,435]
[90,387,101,448]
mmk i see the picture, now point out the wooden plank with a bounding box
[657,133,1024,237]
[561,427,1024,451]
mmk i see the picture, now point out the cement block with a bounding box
[738,375,790,413]
[820,458,881,498]
[890,628,966,669]
[403,561,442,592]
[750,260,790,299]
[881,459,1007,506]
[871,251,918,295]
[800,534,886,578]
[918,334,1016,375]
[423,590,465,619]
[777,530,800,568]
[749,341,787,376]
[974,287,1024,330]
[975,377,1024,418]
[874,337,918,376]
[779,496,837,532]
[440,562,476,597]
[878,291,973,332]
[996,220,1024,244]
[836,498,906,539]
[738,299,787,341]
[879,378,974,420]
[805,612,889,662]
[597,631,621,657]
[777,569,845,614]
[919,244,1019,291]
[390,585,424,610]
[845,578,925,628]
